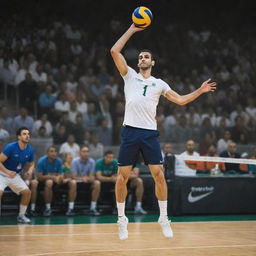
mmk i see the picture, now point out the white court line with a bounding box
[1,229,256,237]
[27,244,256,256]
[1,220,256,228]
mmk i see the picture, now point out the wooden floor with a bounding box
[0,221,256,256]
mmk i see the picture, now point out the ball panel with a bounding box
[132,6,152,28]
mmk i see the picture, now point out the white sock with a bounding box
[136,201,142,208]
[19,204,27,216]
[46,203,51,210]
[30,203,36,211]
[69,202,74,210]
[117,202,125,218]
[90,201,97,210]
[158,200,168,218]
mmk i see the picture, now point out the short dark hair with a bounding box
[16,127,29,136]
[80,145,89,151]
[104,150,114,156]
[139,49,154,61]
[47,145,58,152]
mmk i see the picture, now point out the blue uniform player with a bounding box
[110,24,217,240]
[0,127,35,224]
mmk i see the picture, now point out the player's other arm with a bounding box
[110,24,143,76]
[165,79,217,105]
[0,153,16,178]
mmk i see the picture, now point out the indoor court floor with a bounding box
[0,215,256,256]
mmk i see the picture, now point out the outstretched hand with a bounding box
[128,23,145,33]
[200,79,217,93]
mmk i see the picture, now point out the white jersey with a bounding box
[122,67,171,130]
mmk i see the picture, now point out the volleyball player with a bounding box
[0,127,35,224]
[110,24,216,240]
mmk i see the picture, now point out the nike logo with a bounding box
[188,191,213,203]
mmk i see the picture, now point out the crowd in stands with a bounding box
[0,12,256,154]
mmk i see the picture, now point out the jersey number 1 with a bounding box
[143,85,148,96]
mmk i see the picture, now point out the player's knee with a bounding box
[69,179,77,188]
[136,177,143,186]
[93,180,101,188]
[152,167,165,182]
[0,190,3,198]
[45,179,53,188]
[118,171,129,183]
[21,189,31,197]
[31,179,38,188]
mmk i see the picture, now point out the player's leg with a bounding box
[8,174,32,224]
[29,179,38,216]
[89,180,101,216]
[130,177,147,214]
[141,130,173,238]
[66,179,77,216]
[43,179,53,217]
[116,126,140,240]
[115,166,132,240]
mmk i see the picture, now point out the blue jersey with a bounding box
[71,157,95,177]
[36,155,63,175]
[2,142,34,174]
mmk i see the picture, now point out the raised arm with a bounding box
[110,24,143,76]
[165,79,217,105]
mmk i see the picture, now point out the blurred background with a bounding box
[0,0,256,217]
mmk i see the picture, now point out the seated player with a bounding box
[36,146,76,216]
[70,145,100,216]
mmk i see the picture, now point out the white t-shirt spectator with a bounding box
[59,142,80,158]
[54,101,70,112]
[32,120,53,137]
[175,151,200,176]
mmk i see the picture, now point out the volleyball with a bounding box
[132,6,153,28]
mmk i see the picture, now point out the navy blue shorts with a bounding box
[118,126,163,166]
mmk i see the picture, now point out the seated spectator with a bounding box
[70,146,100,216]
[83,102,99,130]
[73,113,85,144]
[53,124,68,145]
[175,140,200,176]
[128,165,147,214]
[76,94,88,114]
[96,118,112,146]
[32,113,53,137]
[0,120,10,141]
[18,72,38,110]
[54,93,70,117]
[13,107,34,132]
[220,142,243,173]
[36,146,67,217]
[0,106,13,134]
[89,134,104,160]
[217,130,232,154]
[38,85,56,118]
[59,134,80,158]
[21,167,39,217]
[95,150,117,208]
[56,112,74,135]
[31,64,47,83]
[197,144,225,174]
[168,115,192,143]
[62,152,73,179]
[69,101,79,123]
[231,116,251,144]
